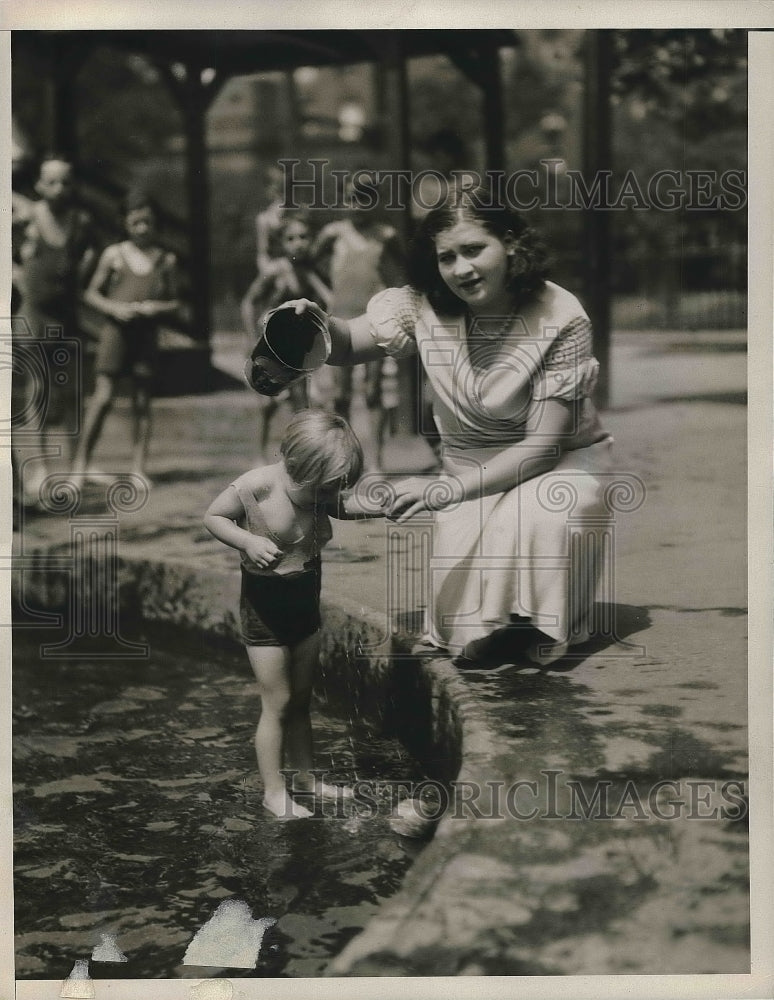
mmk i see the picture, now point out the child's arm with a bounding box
[242,262,296,334]
[204,486,283,570]
[76,211,99,287]
[325,483,390,521]
[241,274,267,336]
[309,223,339,285]
[83,246,137,323]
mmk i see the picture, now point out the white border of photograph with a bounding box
[1,3,771,999]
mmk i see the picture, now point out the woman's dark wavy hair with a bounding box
[407,182,551,316]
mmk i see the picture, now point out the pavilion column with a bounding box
[379,35,419,434]
[378,34,412,247]
[447,41,509,176]
[157,61,226,345]
[582,29,613,409]
[481,42,505,175]
[46,41,86,160]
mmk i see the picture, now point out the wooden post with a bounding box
[181,77,211,344]
[379,34,412,247]
[47,40,86,160]
[157,61,226,346]
[482,44,505,175]
[379,35,418,435]
[582,30,613,409]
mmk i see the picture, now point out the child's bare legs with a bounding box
[282,631,317,783]
[370,406,395,472]
[72,373,116,477]
[12,367,49,502]
[282,632,352,800]
[369,408,384,472]
[246,642,314,819]
[130,377,152,480]
[246,633,352,817]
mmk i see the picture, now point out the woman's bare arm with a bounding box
[325,484,390,520]
[284,298,384,365]
[387,399,575,522]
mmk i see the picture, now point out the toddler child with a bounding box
[73,189,180,483]
[204,410,384,819]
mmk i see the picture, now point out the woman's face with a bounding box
[434,219,513,313]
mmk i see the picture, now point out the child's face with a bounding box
[125,206,157,248]
[36,161,75,208]
[281,222,310,261]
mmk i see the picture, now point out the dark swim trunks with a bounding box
[239,563,322,647]
[95,318,158,379]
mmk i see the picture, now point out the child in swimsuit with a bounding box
[241,214,331,460]
[14,155,96,500]
[73,189,179,484]
[204,410,385,819]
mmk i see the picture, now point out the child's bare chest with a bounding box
[35,206,72,248]
[120,241,156,276]
[258,492,317,546]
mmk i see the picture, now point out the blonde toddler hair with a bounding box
[280,410,363,488]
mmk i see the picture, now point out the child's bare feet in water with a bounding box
[315,781,354,800]
[292,775,355,800]
[263,789,313,820]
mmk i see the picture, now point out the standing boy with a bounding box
[14,155,96,501]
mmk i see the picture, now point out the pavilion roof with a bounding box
[12,28,520,75]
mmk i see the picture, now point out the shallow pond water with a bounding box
[13,628,430,979]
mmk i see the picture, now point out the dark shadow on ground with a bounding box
[402,604,653,673]
[143,467,229,486]
[656,391,747,406]
[153,361,246,397]
[645,340,747,355]
[202,366,247,393]
[607,390,747,413]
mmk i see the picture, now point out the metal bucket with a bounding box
[244,303,331,396]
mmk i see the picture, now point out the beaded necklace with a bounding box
[466,306,518,340]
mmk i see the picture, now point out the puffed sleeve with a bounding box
[365,285,423,357]
[532,316,600,401]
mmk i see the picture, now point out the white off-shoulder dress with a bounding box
[366,282,615,653]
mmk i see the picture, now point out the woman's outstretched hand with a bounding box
[387,475,463,523]
[282,298,328,322]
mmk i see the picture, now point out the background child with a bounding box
[311,174,404,425]
[73,189,180,484]
[14,154,97,500]
[253,163,288,277]
[203,410,384,820]
[241,214,331,460]
[366,354,400,471]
